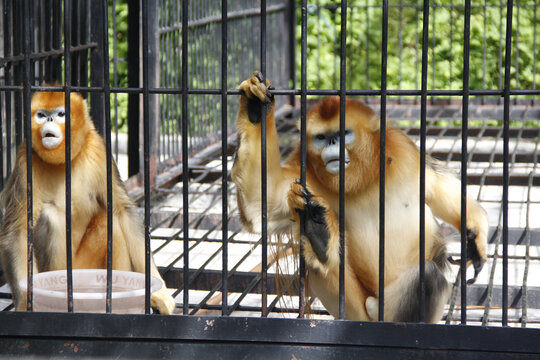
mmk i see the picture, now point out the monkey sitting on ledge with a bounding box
[231,72,489,322]
[0,90,175,314]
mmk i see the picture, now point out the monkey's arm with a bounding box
[232,72,294,233]
[0,150,36,310]
[426,165,488,283]
[287,181,341,276]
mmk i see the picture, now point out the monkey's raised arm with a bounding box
[425,165,489,283]
[231,72,296,234]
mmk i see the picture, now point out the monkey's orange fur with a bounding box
[0,91,175,314]
[232,72,488,322]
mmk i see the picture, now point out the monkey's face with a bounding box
[306,97,380,194]
[31,91,91,165]
[34,107,66,150]
[311,129,355,175]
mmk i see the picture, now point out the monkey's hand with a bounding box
[287,180,340,276]
[448,229,487,285]
[151,287,176,315]
[238,71,274,124]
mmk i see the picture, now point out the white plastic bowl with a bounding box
[19,269,162,313]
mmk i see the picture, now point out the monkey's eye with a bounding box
[34,111,48,124]
[315,134,326,141]
[54,108,66,124]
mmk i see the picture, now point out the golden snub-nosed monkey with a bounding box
[231,71,489,323]
[0,90,175,314]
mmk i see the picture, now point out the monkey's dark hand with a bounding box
[448,229,486,285]
[238,71,274,124]
[288,180,332,264]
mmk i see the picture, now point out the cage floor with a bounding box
[1,102,539,328]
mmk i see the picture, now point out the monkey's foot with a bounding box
[448,229,486,285]
[151,287,177,315]
[238,71,274,124]
[288,181,336,267]
[365,296,379,321]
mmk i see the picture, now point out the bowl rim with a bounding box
[19,269,162,300]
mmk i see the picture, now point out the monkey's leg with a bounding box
[74,211,132,270]
[365,261,450,323]
[287,181,340,276]
[74,211,107,269]
[114,209,176,315]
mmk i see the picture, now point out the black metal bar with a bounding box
[142,0,151,315]
[2,313,540,356]
[181,0,190,316]
[127,0,140,177]
[502,0,514,327]
[3,0,13,178]
[101,0,113,314]
[13,1,23,148]
[418,0,430,323]
[378,0,388,322]
[89,1,105,135]
[298,0,308,319]
[287,0,296,106]
[221,0,229,316]
[63,0,74,313]
[22,0,34,312]
[460,0,472,325]
[260,0,268,318]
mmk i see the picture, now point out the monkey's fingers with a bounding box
[447,230,486,284]
[466,229,486,284]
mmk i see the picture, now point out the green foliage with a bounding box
[297,1,540,95]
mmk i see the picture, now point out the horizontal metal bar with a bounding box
[0,312,539,357]
[158,267,540,309]
[158,4,286,34]
[5,85,540,98]
[0,43,97,64]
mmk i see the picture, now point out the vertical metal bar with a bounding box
[364,0,370,102]
[502,0,514,327]
[102,0,114,314]
[533,0,538,106]
[287,0,296,106]
[112,0,119,161]
[260,0,268,318]
[482,0,487,104]
[4,0,13,178]
[419,0,430,323]
[142,0,151,315]
[514,0,520,105]
[14,1,23,147]
[338,0,347,321]
[127,0,140,177]
[299,0,308,319]
[181,0,190,315]
[221,0,229,316]
[89,1,105,135]
[430,2,435,104]
[460,0,472,325]
[63,0,74,313]
[398,0,403,103]
[378,0,388,323]
[22,0,34,313]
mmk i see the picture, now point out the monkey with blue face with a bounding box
[232,72,488,322]
[0,90,175,314]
